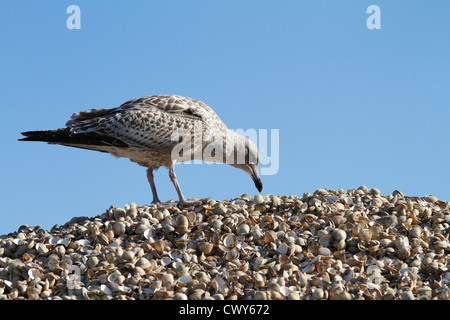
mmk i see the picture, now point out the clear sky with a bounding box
[1,1,449,235]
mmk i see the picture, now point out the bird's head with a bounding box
[229,136,263,193]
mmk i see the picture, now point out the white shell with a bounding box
[13,238,23,246]
[108,271,121,284]
[178,274,192,284]
[76,239,90,247]
[326,195,339,203]
[28,269,41,280]
[279,286,290,296]
[344,197,354,205]
[48,236,70,246]
[117,285,131,293]
[223,234,236,248]
[169,249,183,260]
[100,284,113,295]
[36,243,48,254]
[212,276,228,294]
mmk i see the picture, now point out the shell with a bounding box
[113,222,126,236]
[198,242,214,255]
[223,234,237,248]
[264,230,277,244]
[0,188,448,300]
[277,242,289,255]
[174,215,189,233]
[27,269,41,280]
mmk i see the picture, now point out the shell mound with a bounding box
[1,186,449,300]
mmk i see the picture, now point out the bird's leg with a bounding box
[146,167,161,204]
[168,166,186,204]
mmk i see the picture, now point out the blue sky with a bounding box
[1,1,449,235]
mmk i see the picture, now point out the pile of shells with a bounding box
[1,186,449,300]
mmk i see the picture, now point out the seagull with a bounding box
[19,95,263,204]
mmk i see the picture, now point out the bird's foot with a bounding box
[149,198,210,208]
[150,200,178,208]
[178,197,210,207]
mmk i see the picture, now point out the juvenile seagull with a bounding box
[19,95,263,204]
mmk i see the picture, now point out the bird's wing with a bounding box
[66,95,220,150]
[119,95,207,115]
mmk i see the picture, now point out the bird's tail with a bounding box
[19,128,74,143]
[19,128,128,148]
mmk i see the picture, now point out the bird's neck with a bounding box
[199,129,246,165]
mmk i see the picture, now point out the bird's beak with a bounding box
[250,167,263,192]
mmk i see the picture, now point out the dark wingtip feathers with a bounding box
[18,128,128,148]
[18,129,70,143]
